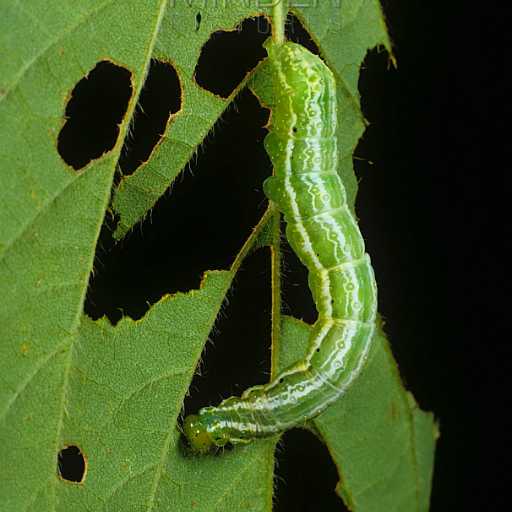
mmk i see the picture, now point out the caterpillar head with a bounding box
[183,414,228,453]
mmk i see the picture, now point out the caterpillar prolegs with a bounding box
[184,41,377,453]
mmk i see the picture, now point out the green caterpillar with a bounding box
[184,41,377,453]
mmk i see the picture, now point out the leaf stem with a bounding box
[270,210,282,378]
[272,0,287,45]
[230,206,274,274]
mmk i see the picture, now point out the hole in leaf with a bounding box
[281,221,317,325]
[182,248,272,417]
[195,12,202,31]
[274,429,347,512]
[194,16,270,98]
[85,89,271,324]
[119,59,182,176]
[57,61,132,170]
[285,13,320,55]
[57,445,86,483]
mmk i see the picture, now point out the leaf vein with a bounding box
[0,0,118,104]
[111,368,189,422]
[102,463,158,506]
[0,339,70,423]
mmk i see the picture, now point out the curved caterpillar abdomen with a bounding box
[184,41,377,453]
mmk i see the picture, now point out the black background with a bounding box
[57,1,488,510]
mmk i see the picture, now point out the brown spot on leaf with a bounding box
[390,401,400,421]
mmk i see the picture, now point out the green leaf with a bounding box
[1,1,436,511]
[279,318,437,512]
[53,271,274,512]
[1,2,172,508]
